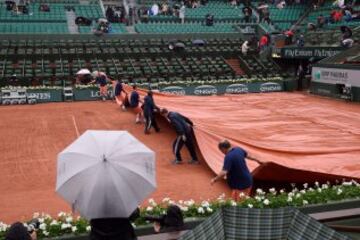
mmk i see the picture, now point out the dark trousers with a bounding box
[172,133,197,161]
[144,114,159,133]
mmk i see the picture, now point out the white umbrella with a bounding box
[258,4,269,9]
[76,69,91,75]
[56,130,156,220]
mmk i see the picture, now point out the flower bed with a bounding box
[0,181,359,239]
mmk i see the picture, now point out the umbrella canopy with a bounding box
[179,207,351,240]
[98,18,108,24]
[56,130,156,220]
[192,39,206,46]
[76,69,91,75]
[257,4,268,9]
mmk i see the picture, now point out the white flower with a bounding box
[287,197,293,202]
[300,190,306,194]
[71,226,77,233]
[308,187,315,192]
[86,226,91,232]
[239,192,245,198]
[295,193,301,199]
[247,204,253,208]
[43,231,49,236]
[61,223,70,230]
[303,183,308,189]
[317,188,322,193]
[230,200,237,206]
[184,199,195,206]
[197,207,205,214]
[65,216,73,223]
[50,220,58,226]
[255,196,262,202]
[280,189,285,194]
[201,201,210,208]
[302,200,309,205]
[180,206,189,212]
[206,207,213,213]
[58,212,66,217]
[269,188,276,195]
[288,192,294,198]
[337,188,343,195]
[146,206,153,212]
[342,181,352,186]
[321,184,329,189]
[39,223,47,231]
[315,181,319,187]
[256,188,264,195]
[0,222,9,232]
[162,197,171,203]
[178,200,184,205]
[217,193,226,200]
[148,198,157,207]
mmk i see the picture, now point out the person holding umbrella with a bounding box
[143,90,160,134]
[90,208,140,240]
[160,108,198,165]
[211,140,261,201]
[56,130,157,240]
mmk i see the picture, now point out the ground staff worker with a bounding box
[129,85,143,123]
[160,108,198,165]
[211,140,261,201]
[143,91,160,134]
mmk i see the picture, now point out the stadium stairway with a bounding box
[225,58,245,76]
[66,10,79,33]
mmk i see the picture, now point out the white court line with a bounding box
[72,115,80,137]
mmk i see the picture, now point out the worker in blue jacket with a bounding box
[143,90,160,134]
[129,85,143,123]
[160,108,198,165]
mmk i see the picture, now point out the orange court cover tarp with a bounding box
[127,87,360,182]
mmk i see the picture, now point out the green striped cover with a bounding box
[179,207,352,240]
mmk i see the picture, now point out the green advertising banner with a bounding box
[27,89,63,103]
[73,88,114,101]
[160,81,284,95]
[281,47,344,59]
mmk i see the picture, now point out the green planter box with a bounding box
[44,199,360,240]
[27,89,63,103]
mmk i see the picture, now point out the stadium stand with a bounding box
[0,0,105,34]
[0,36,284,87]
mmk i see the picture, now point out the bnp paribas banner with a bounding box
[160,82,283,95]
[281,47,343,59]
[312,67,360,87]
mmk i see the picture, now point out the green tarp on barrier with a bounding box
[73,88,114,101]
[27,89,63,103]
[159,82,284,95]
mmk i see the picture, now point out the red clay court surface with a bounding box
[1,92,360,222]
[0,101,229,223]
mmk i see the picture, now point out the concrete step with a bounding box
[66,11,79,34]
[225,58,245,76]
